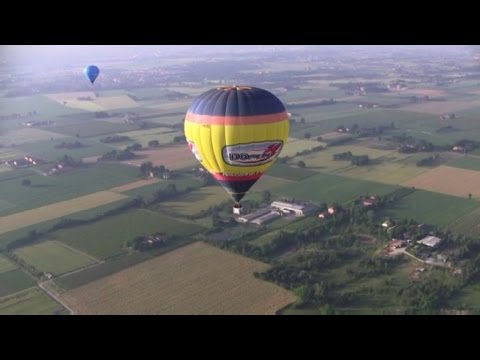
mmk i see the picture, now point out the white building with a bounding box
[271,201,306,216]
[237,208,272,223]
[418,236,442,248]
[251,211,281,225]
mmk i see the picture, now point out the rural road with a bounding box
[38,281,75,315]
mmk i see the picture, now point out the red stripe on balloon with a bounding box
[185,111,287,125]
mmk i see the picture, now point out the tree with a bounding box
[304,132,311,139]
[300,117,306,124]
[469,193,472,200]
[148,140,160,147]
[297,160,306,168]
[140,161,153,176]
[21,179,31,187]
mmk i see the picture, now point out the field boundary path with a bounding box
[38,281,75,315]
[53,240,101,263]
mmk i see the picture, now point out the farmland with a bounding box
[0,163,138,216]
[14,241,98,276]
[59,242,296,315]
[122,144,197,170]
[0,256,17,274]
[0,287,66,315]
[0,268,36,298]
[382,190,479,227]
[49,120,141,138]
[155,185,228,216]
[446,156,480,171]
[449,207,480,237]
[119,128,184,147]
[276,172,399,204]
[403,166,480,199]
[0,128,68,146]
[54,209,205,259]
[266,164,317,181]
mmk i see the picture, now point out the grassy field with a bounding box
[383,189,479,227]
[0,163,139,216]
[289,144,395,173]
[0,256,17,274]
[0,128,68,146]
[0,269,36,298]
[449,207,480,237]
[403,165,480,199]
[14,241,98,276]
[0,287,67,315]
[446,156,480,171]
[447,282,480,313]
[276,172,399,205]
[17,138,114,161]
[249,175,293,192]
[122,176,202,200]
[49,120,141,138]
[59,242,296,315]
[398,99,480,115]
[0,95,82,117]
[118,128,184,147]
[155,186,228,216]
[54,209,205,259]
[266,164,317,181]
[122,144,197,170]
[281,138,323,157]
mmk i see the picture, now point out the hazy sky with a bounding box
[0,45,474,70]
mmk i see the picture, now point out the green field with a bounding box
[0,287,67,315]
[118,128,184,147]
[249,175,293,192]
[281,138,323,157]
[122,176,202,200]
[54,209,205,259]
[0,256,17,274]
[276,172,399,205]
[0,269,36,298]
[449,207,480,237]
[447,282,480,313]
[0,95,82,117]
[0,163,139,216]
[17,138,114,161]
[447,156,480,171]
[14,241,98,276]
[48,120,141,138]
[155,186,228,216]
[383,190,480,227]
[266,164,317,181]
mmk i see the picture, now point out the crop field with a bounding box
[122,176,202,200]
[122,145,197,170]
[49,120,140,138]
[0,191,128,235]
[266,164,317,181]
[289,145,395,173]
[249,175,293,192]
[403,166,480,199]
[446,156,480,171]
[120,128,183,146]
[338,161,430,185]
[0,95,82,117]
[281,138,323,157]
[47,93,137,112]
[0,256,17,274]
[398,100,480,115]
[382,189,479,227]
[17,138,114,161]
[275,172,399,204]
[109,178,160,193]
[155,186,228,216]
[93,95,138,110]
[0,269,36,298]
[0,287,66,315]
[0,163,137,215]
[59,242,296,315]
[54,209,205,259]
[449,207,480,238]
[0,128,68,146]
[14,241,98,276]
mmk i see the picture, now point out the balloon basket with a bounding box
[233,203,243,215]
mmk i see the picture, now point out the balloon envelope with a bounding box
[84,65,100,84]
[184,86,289,202]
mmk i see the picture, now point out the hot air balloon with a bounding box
[83,65,100,84]
[184,85,289,214]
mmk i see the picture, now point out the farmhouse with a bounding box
[418,235,442,248]
[271,201,307,216]
[251,211,281,225]
[237,208,272,223]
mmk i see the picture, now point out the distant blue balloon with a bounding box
[84,65,100,84]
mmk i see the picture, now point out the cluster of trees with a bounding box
[127,234,174,251]
[100,135,131,143]
[58,154,83,168]
[416,154,440,167]
[54,141,84,149]
[139,162,174,179]
[148,140,160,147]
[99,149,136,161]
[332,152,369,165]
[6,252,43,278]
[173,135,186,143]
[333,151,353,160]
[295,145,324,157]
[125,143,142,152]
